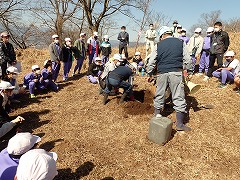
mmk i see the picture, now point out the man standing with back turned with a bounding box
[147,26,192,131]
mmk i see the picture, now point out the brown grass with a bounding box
[1,39,240,180]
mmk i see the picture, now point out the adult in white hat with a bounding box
[15,149,58,180]
[0,132,40,180]
[197,27,214,78]
[178,28,190,44]
[87,31,100,66]
[73,32,87,76]
[0,31,17,79]
[147,26,192,131]
[87,56,104,84]
[145,24,157,56]
[187,27,204,72]
[100,35,112,64]
[23,65,45,98]
[49,34,61,82]
[212,51,240,88]
[60,37,74,81]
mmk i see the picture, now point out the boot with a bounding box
[102,92,108,105]
[176,112,191,131]
[119,92,128,104]
[154,108,162,117]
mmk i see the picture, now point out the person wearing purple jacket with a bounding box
[197,27,214,77]
[178,28,189,44]
[23,65,45,98]
[41,60,58,91]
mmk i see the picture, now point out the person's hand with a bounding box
[40,77,43,81]
[12,61,17,65]
[47,66,52,72]
[147,76,153,83]
[217,68,222,71]
[34,79,38,82]
[11,116,25,124]
[19,87,26,94]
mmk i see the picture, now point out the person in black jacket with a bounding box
[0,32,16,79]
[87,57,104,84]
[117,26,129,59]
[100,35,112,64]
[60,38,74,81]
[205,22,230,81]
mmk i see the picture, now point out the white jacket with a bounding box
[187,35,204,56]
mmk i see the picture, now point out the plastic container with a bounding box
[148,116,173,145]
[141,68,145,76]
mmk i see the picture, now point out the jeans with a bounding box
[74,57,85,74]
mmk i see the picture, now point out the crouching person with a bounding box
[102,65,134,105]
[41,60,58,92]
[234,72,240,94]
[87,57,104,84]
[133,52,144,73]
[212,51,240,88]
[23,65,45,98]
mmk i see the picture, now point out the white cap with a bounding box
[51,34,59,39]
[224,51,235,57]
[7,66,19,74]
[159,26,172,37]
[93,32,98,36]
[64,37,71,42]
[207,27,214,33]
[103,35,109,39]
[7,132,41,155]
[1,31,9,37]
[135,52,141,56]
[0,81,15,90]
[177,24,182,28]
[80,33,86,36]
[16,149,58,180]
[95,57,102,61]
[181,28,187,32]
[32,65,40,70]
[120,54,126,61]
[113,54,122,61]
[194,28,202,33]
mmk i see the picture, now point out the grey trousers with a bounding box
[154,71,187,113]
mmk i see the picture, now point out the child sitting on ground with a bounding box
[132,52,144,73]
[87,57,104,84]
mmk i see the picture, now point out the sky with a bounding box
[111,0,240,43]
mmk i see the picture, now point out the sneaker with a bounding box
[203,76,210,81]
[218,83,227,88]
[30,94,36,98]
[195,72,203,77]
[236,88,240,95]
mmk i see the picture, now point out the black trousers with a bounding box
[119,44,128,59]
[207,53,224,77]
[1,62,8,79]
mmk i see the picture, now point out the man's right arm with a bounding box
[147,44,158,76]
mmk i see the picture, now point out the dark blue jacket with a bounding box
[109,66,133,81]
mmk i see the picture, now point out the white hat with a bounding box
[80,33,86,36]
[7,66,19,74]
[64,37,71,42]
[7,132,41,155]
[31,65,40,70]
[194,28,202,33]
[95,57,102,61]
[177,24,182,28]
[16,149,58,180]
[93,32,98,36]
[207,27,214,33]
[1,31,9,37]
[113,54,122,61]
[0,81,15,90]
[159,26,172,37]
[224,51,235,57]
[103,35,109,39]
[135,52,141,56]
[51,34,59,39]
[181,28,187,32]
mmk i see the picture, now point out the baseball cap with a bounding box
[52,34,59,39]
[7,66,19,74]
[16,149,58,180]
[7,132,41,155]
[93,32,98,36]
[135,52,141,56]
[95,57,102,61]
[1,31,10,37]
[64,37,71,42]
[32,65,40,70]
[194,28,202,33]
[177,24,182,28]
[103,35,109,39]
[0,81,15,90]
[181,28,187,32]
[207,27,214,33]
[113,54,122,61]
[80,33,86,36]
[159,26,172,37]
[173,20,178,24]
[224,51,235,57]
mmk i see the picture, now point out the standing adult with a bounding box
[87,32,100,66]
[0,32,16,79]
[205,21,230,81]
[145,24,157,56]
[73,33,86,76]
[117,26,129,59]
[49,34,61,82]
[170,20,178,37]
[147,26,192,131]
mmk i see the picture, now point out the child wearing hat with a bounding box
[23,65,45,98]
[178,28,190,44]
[132,52,144,74]
[41,60,58,91]
[0,81,16,114]
[87,32,100,66]
[100,35,112,64]
[87,57,104,84]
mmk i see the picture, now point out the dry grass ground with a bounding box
[0,39,240,180]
